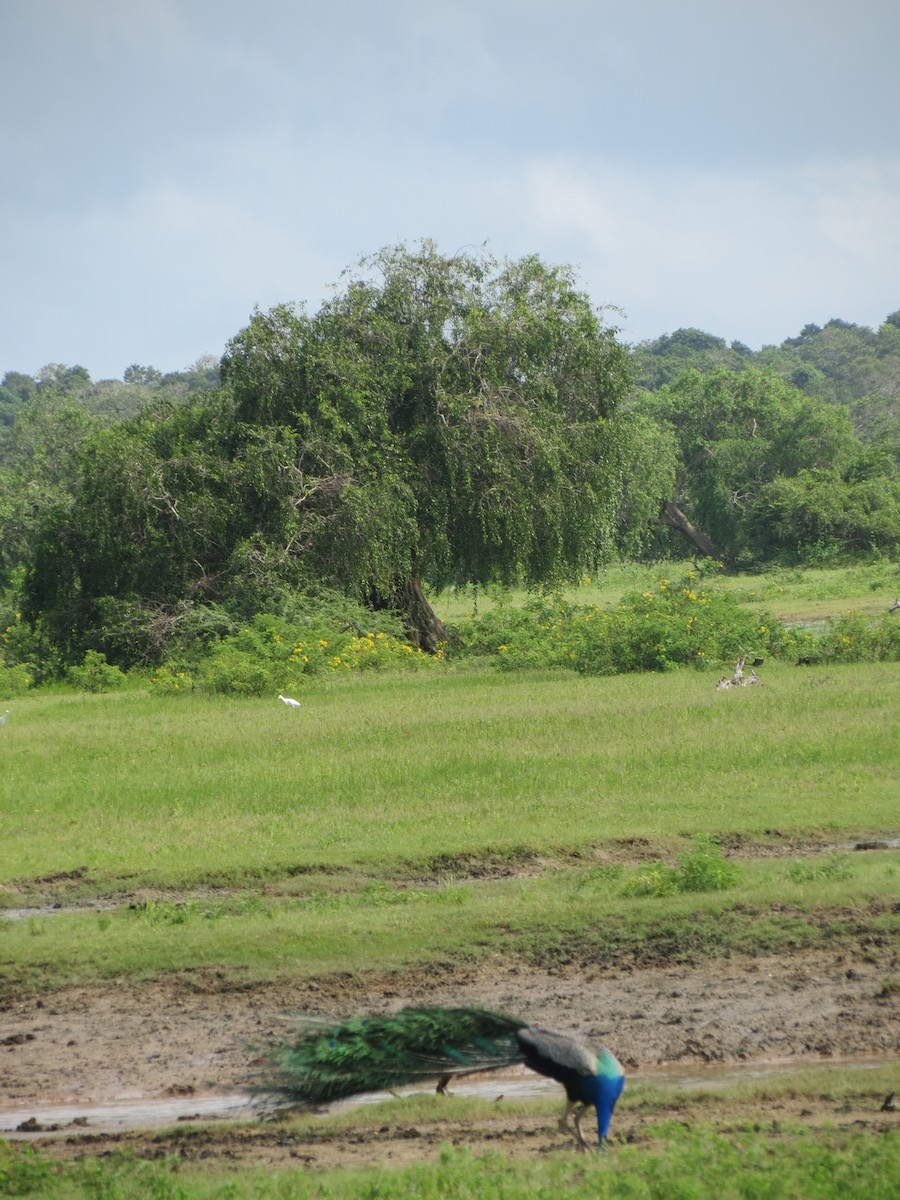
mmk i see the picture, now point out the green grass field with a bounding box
[2,565,898,1196]
[1,845,897,993]
[1,659,897,992]
[2,662,898,883]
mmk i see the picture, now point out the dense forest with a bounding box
[1,244,898,683]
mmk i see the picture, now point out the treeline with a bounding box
[0,356,220,427]
[1,243,898,682]
[632,316,900,440]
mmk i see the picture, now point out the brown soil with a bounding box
[2,944,898,1168]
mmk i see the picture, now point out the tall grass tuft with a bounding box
[623,837,740,898]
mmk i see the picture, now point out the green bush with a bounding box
[448,593,576,670]
[567,575,781,674]
[147,665,194,694]
[197,612,440,695]
[0,605,61,685]
[1,608,38,666]
[0,602,55,685]
[623,837,739,898]
[0,662,33,697]
[66,649,127,693]
[200,645,274,695]
[812,610,900,663]
[674,837,741,892]
[450,572,786,675]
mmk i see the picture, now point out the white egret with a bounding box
[278,695,302,709]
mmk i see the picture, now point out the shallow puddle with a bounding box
[2,1054,894,1138]
[0,1093,256,1137]
[344,1052,895,1105]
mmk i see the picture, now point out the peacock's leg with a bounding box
[573,1105,591,1152]
[558,1098,575,1133]
[436,1074,452,1095]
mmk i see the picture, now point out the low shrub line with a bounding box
[4,567,900,697]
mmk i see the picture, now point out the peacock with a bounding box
[262,1006,625,1150]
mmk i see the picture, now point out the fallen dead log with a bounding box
[716,657,763,690]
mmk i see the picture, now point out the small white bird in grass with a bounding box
[278,695,302,709]
[0,710,8,726]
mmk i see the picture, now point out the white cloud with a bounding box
[2,179,339,378]
[3,1,899,376]
[516,155,900,344]
[6,148,900,377]
[812,163,900,260]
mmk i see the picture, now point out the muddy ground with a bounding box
[10,1093,898,1173]
[2,943,898,1168]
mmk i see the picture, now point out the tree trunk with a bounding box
[661,501,724,561]
[373,573,448,653]
[404,573,448,653]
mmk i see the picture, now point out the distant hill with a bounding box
[630,312,900,441]
[0,357,221,433]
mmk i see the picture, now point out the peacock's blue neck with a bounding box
[588,1066,626,1142]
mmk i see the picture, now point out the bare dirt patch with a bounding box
[2,945,897,1110]
[2,943,898,1170]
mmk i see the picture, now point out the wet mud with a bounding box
[2,943,898,1166]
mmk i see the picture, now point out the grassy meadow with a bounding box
[1,838,897,993]
[431,558,900,623]
[1,657,898,992]
[1,564,899,1197]
[2,662,898,884]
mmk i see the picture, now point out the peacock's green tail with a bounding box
[263,1006,526,1104]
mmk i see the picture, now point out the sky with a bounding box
[2,0,899,382]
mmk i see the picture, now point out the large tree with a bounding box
[26,244,632,660]
[220,242,632,648]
